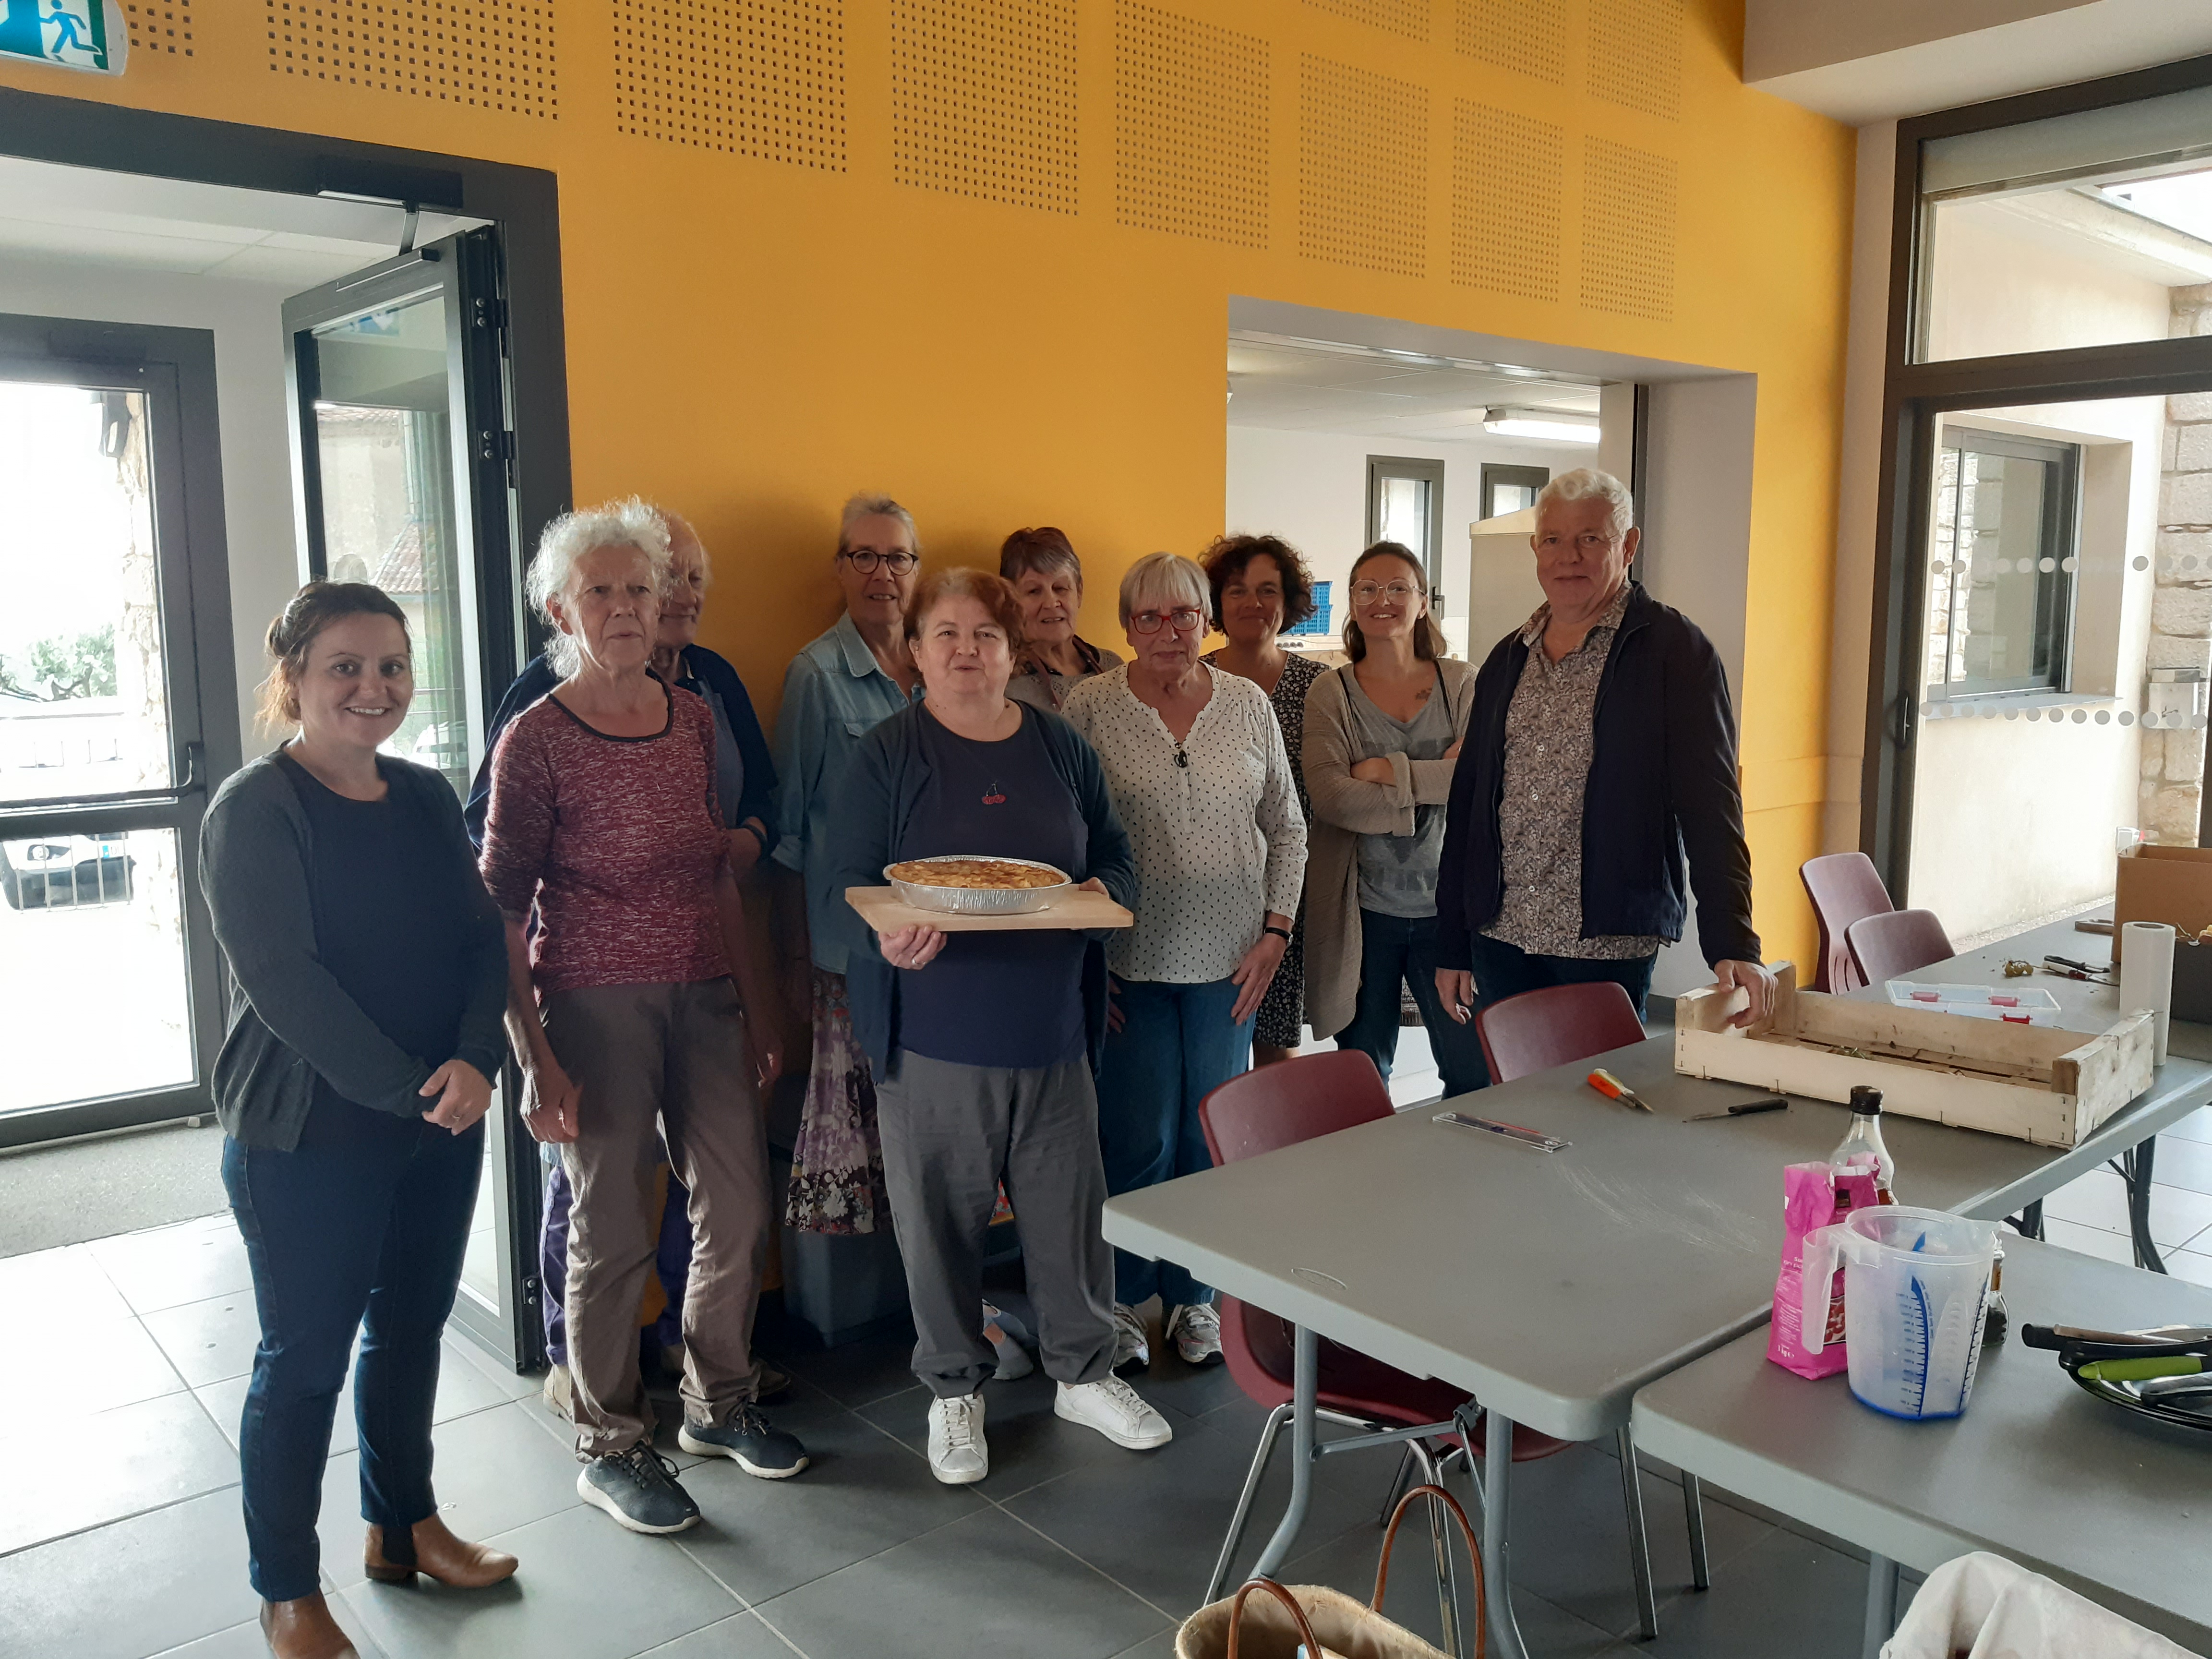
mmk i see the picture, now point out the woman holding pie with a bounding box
[824,567,1171,1487]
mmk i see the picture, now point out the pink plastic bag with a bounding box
[1767,1160,1879,1379]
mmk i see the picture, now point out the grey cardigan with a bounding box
[197,754,510,1151]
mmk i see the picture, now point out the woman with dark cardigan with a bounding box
[824,567,1172,1487]
[199,582,517,1659]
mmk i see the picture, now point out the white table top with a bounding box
[1104,935,2212,1443]
[1632,1236,2212,1651]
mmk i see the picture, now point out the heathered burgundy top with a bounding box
[479,681,729,995]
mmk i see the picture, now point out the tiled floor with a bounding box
[8,1111,2210,1658]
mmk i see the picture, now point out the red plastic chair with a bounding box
[1802,853,1895,993]
[1847,907,1956,988]
[1473,982,1645,1085]
[1196,1050,1693,1643]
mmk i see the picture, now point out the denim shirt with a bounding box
[771,612,926,973]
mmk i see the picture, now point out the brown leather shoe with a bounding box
[259,1595,358,1659]
[363,1513,518,1588]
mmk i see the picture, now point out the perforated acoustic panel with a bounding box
[126,2,193,57]
[1453,0,1563,84]
[1452,102,1561,301]
[1587,0,1682,120]
[1581,135,1674,321]
[612,1,845,170]
[1113,0,1266,249]
[890,0,1078,214]
[1301,0,1426,43]
[1298,55,1425,277]
[267,2,558,117]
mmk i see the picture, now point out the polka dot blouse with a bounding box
[1062,663,1308,984]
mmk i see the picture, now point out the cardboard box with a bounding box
[2114,844,2212,962]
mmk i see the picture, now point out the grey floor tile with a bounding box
[2154,1134,2212,1196]
[637,1612,806,1657]
[441,1329,543,1403]
[1107,1632,1183,1659]
[149,1602,390,1659]
[91,1214,253,1315]
[0,1239,134,1326]
[2040,1215,2140,1266]
[2040,1167,2212,1249]
[1111,1349,1247,1425]
[337,1503,742,1659]
[767,1328,922,1409]
[676,1382,988,1603]
[2164,1107,2212,1145]
[1635,1523,1872,1658]
[751,1505,1170,1659]
[315,1400,593,1588]
[0,1388,239,1554]
[142,1289,262,1388]
[0,1304,186,1420]
[0,1486,259,1659]
[2165,1247,2212,1288]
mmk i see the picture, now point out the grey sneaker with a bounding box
[678,1404,810,1479]
[1111,1302,1150,1376]
[1166,1300,1224,1367]
[578,1443,699,1534]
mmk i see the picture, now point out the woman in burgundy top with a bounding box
[480,504,804,1538]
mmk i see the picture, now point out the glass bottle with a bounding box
[1832,1085,1897,1203]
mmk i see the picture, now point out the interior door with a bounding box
[282,229,541,1368]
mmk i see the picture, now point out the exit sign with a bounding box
[0,0,125,74]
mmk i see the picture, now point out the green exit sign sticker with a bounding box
[0,0,126,74]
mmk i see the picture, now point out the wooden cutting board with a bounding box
[845,885,1134,932]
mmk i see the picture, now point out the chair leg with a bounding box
[1683,1470,1711,1591]
[1407,1439,1466,1659]
[1378,1443,1415,1529]
[1205,1402,1290,1604]
[1615,1424,1660,1640]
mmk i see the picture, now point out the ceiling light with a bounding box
[1483,407,1600,444]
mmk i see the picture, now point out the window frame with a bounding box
[1922,424,2082,701]
[1479,462,1550,522]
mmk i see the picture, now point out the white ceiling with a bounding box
[1226,335,1605,445]
[0,156,485,288]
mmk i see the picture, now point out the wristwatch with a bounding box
[1263,924,1292,942]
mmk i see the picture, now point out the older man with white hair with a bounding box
[1434,467,1772,1050]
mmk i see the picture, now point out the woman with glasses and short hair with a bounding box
[1062,553,1306,1372]
[771,493,926,1238]
[1302,542,1488,1099]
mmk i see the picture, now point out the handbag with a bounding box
[1174,1484,1487,1659]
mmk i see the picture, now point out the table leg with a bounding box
[1249,1322,1317,1580]
[1615,1425,1659,1639]
[2010,1198,2044,1241]
[2128,1138,2167,1274]
[1478,1406,1532,1659]
[1861,1553,1899,1659]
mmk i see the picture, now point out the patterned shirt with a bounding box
[1062,664,1307,984]
[1204,649,1325,824]
[1482,586,1664,961]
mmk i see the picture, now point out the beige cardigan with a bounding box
[1300,657,1480,1041]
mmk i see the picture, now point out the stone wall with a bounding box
[2145,284,2212,843]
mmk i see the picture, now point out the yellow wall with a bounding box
[4,0,1852,966]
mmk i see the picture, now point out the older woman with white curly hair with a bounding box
[480,504,805,1539]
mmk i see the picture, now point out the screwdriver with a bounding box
[1685,1098,1790,1122]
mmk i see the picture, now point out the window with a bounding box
[1924,427,2080,697]
[1480,462,1548,521]
[1365,456,1446,610]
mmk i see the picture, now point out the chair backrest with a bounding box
[1474,981,1646,1085]
[1197,1048,1395,1166]
[1801,852,1895,993]
[1845,907,1955,988]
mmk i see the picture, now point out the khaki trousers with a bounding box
[543,978,769,1457]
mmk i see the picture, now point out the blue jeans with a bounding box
[1332,910,1493,1099]
[1095,976,1252,1308]
[223,1119,481,1602]
[1463,931,1658,1021]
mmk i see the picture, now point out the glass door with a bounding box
[1366,454,1449,632]
[283,230,539,1367]
[0,322,234,1148]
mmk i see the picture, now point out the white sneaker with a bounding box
[1056,1376,1174,1450]
[1111,1302,1150,1376]
[1166,1301,1224,1367]
[927,1392,988,1485]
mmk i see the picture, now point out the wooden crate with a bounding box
[1674,962,2155,1148]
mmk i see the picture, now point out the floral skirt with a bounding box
[1253,906,1308,1051]
[783,969,891,1235]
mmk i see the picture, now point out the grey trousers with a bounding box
[875,1051,1117,1399]
[543,978,769,1457]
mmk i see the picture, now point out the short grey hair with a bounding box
[662,509,711,590]
[838,491,920,556]
[1118,551,1210,628]
[1535,467,1635,541]
[528,497,672,677]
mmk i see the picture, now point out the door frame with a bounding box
[1864,52,2212,902]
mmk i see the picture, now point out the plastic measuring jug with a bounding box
[1799,1205,1997,1420]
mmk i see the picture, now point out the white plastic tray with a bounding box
[1885,980,2062,1025]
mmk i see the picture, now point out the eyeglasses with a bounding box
[841,549,918,575]
[1130,607,1205,636]
[1352,581,1419,605]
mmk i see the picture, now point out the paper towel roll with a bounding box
[2121,920,2176,1065]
